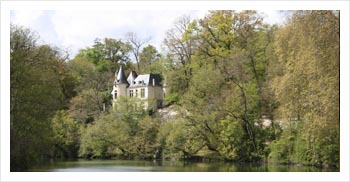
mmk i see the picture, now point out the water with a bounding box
[27,159,338,172]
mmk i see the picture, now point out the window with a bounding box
[135,89,138,97]
[114,90,117,99]
[141,88,145,98]
[129,90,134,97]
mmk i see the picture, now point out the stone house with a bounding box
[111,66,165,109]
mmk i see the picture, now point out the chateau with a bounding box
[111,66,165,108]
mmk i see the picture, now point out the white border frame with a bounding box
[1,1,349,182]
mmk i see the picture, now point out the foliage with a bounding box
[79,112,130,158]
[268,123,298,163]
[10,25,66,171]
[271,11,339,167]
[68,89,105,124]
[10,10,340,171]
[79,98,159,159]
[164,92,180,105]
[51,110,80,158]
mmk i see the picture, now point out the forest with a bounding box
[10,10,339,171]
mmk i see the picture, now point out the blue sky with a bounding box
[10,10,284,59]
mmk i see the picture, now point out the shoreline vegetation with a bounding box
[11,10,339,172]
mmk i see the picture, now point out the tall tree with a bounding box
[272,10,339,166]
[10,25,66,171]
[139,45,161,73]
[126,32,151,73]
[75,38,131,73]
[163,15,197,96]
[164,15,196,67]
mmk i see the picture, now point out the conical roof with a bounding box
[127,70,138,84]
[115,66,128,84]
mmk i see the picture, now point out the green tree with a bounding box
[51,110,80,158]
[159,120,204,160]
[79,97,158,159]
[75,38,131,74]
[139,45,161,73]
[79,112,131,159]
[133,116,160,159]
[181,64,225,155]
[68,89,106,124]
[181,11,273,161]
[163,15,196,96]
[10,25,66,171]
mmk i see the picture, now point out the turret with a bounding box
[115,66,128,85]
[111,65,128,101]
[127,70,138,86]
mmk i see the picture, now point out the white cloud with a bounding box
[10,10,44,27]
[48,10,207,57]
[11,10,282,58]
[261,10,285,25]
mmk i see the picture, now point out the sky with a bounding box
[10,10,284,59]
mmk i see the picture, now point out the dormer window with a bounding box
[139,81,142,84]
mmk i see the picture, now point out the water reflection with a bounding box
[27,159,338,172]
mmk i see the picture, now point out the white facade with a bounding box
[111,66,164,109]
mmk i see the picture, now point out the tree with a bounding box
[68,89,105,125]
[51,110,80,158]
[133,116,160,159]
[163,15,197,96]
[196,10,273,115]
[79,97,158,159]
[75,38,131,74]
[181,64,225,154]
[179,11,272,160]
[79,112,131,159]
[271,10,339,166]
[126,32,151,73]
[159,120,204,160]
[139,45,161,73]
[10,25,66,171]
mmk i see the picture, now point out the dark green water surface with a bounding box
[27,159,338,172]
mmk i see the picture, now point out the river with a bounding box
[27,159,338,172]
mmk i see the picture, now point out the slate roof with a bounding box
[127,70,138,84]
[113,67,162,88]
[128,73,163,88]
[115,66,128,84]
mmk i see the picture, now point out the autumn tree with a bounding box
[271,10,339,167]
